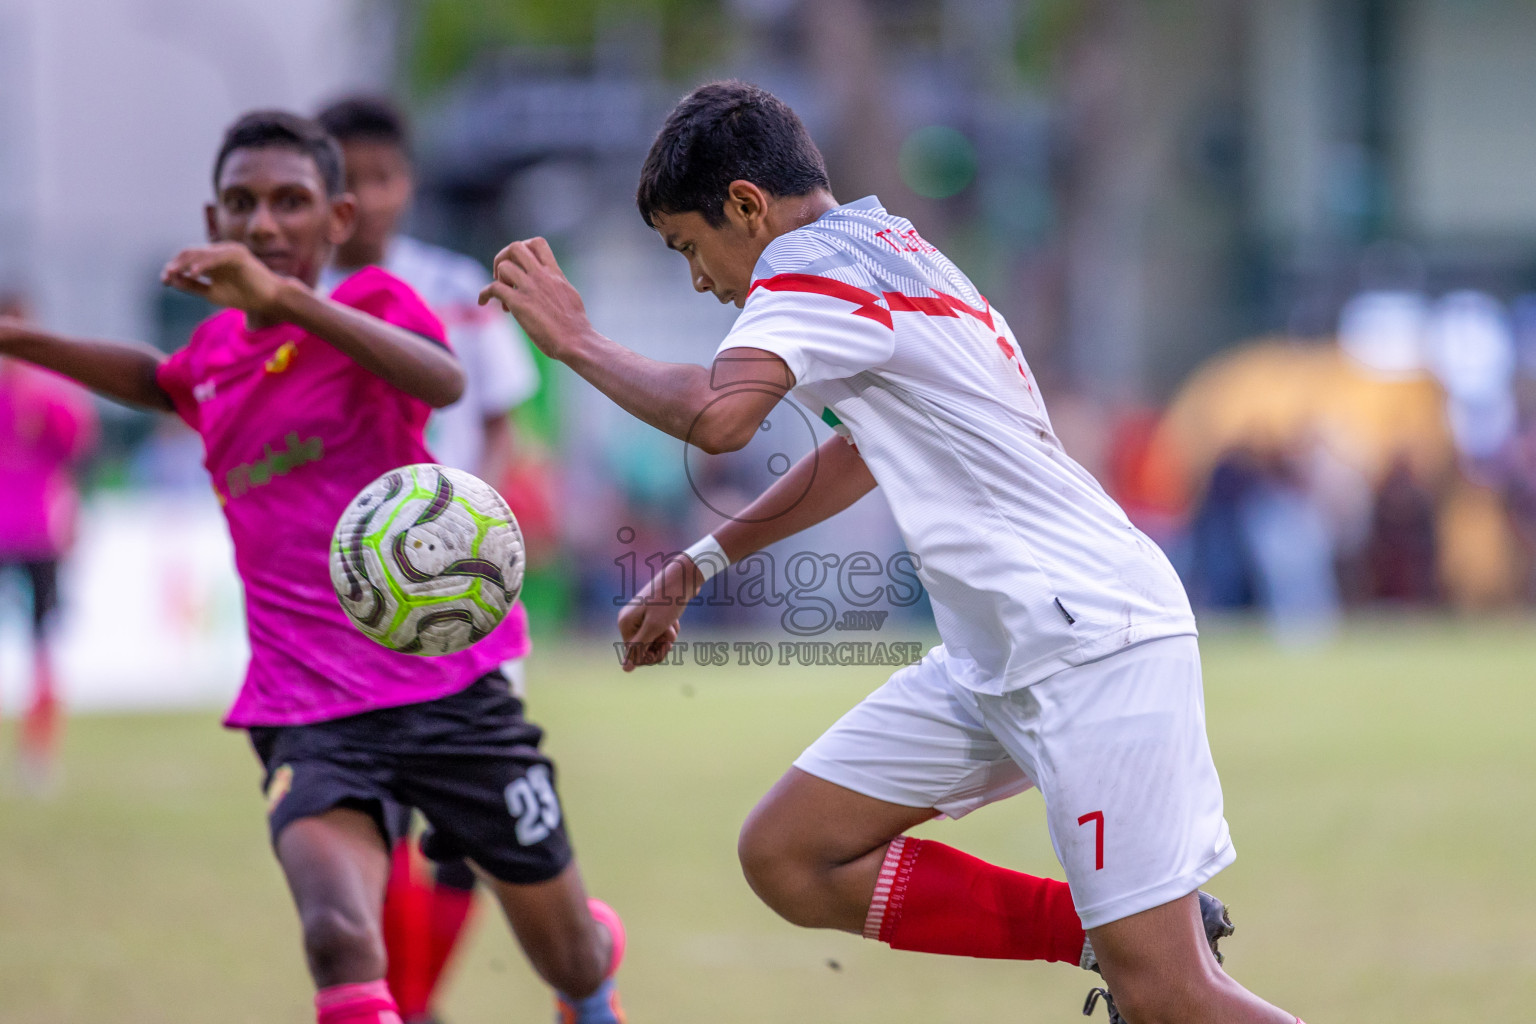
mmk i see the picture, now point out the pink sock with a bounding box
[864,836,1085,964]
[315,980,403,1024]
[587,897,627,977]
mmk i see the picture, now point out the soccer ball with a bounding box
[330,463,525,655]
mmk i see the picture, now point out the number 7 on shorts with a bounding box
[1077,810,1105,871]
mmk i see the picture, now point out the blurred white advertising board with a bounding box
[0,492,247,714]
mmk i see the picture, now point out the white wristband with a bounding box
[683,534,730,582]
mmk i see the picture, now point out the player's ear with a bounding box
[203,203,219,243]
[724,180,770,234]
[326,192,358,247]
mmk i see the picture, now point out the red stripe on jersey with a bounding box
[883,292,954,319]
[749,274,894,329]
[885,290,995,330]
[748,274,995,332]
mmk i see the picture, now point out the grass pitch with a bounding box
[1,620,1533,1023]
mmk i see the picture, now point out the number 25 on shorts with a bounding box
[1077,810,1105,871]
[505,765,562,845]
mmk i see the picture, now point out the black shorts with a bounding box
[0,559,58,635]
[249,671,572,885]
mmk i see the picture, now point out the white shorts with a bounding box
[793,635,1235,930]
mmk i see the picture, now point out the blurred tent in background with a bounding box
[1157,340,1453,496]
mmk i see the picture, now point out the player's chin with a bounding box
[253,253,296,277]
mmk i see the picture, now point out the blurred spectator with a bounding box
[1437,479,1523,610]
[1500,421,1536,601]
[0,291,98,792]
[1240,447,1340,643]
[1424,291,1518,475]
[1188,448,1261,610]
[1367,457,1439,604]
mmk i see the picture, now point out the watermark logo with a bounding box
[613,527,923,638]
[682,352,818,524]
[612,639,924,668]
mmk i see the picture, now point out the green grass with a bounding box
[1,620,1533,1022]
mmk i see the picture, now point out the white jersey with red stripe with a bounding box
[716,196,1196,694]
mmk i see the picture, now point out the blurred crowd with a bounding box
[1101,282,1536,639]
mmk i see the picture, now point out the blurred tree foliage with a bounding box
[403,0,728,94]
[1014,0,1087,86]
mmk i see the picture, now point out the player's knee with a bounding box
[299,904,385,985]
[736,819,826,928]
[737,817,789,900]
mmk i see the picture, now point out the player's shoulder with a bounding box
[183,307,247,351]
[331,264,419,307]
[328,265,447,345]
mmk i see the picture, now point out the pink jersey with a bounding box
[156,267,531,727]
[0,361,97,559]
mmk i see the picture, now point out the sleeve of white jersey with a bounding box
[716,287,895,388]
[461,313,540,414]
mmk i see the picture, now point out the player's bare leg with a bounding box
[1087,892,1296,1024]
[738,767,934,930]
[278,807,394,984]
[481,862,626,1023]
[739,768,1086,964]
[18,568,63,795]
[18,648,61,792]
[276,807,406,1023]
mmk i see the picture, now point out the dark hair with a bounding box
[316,95,411,155]
[636,81,830,228]
[212,110,345,196]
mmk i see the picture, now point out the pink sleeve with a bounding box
[331,267,449,349]
[155,344,201,430]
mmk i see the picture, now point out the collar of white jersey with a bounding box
[830,195,884,217]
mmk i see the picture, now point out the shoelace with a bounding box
[1083,986,1116,1018]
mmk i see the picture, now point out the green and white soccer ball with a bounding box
[330,463,525,655]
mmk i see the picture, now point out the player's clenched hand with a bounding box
[161,243,285,316]
[616,554,704,672]
[478,238,593,361]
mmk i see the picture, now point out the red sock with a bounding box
[315,980,403,1024]
[382,842,435,1018]
[419,880,476,1006]
[20,654,60,759]
[864,836,1085,964]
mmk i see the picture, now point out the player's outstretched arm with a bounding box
[716,434,876,560]
[163,243,465,408]
[617,436,876,671]
[0,317,173,411]
[480,237,782,452]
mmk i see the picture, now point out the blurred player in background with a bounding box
[316,95,542,1024]
[485,82,1308,1024]
[0,291,97,794]
[0,111,625,1024]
